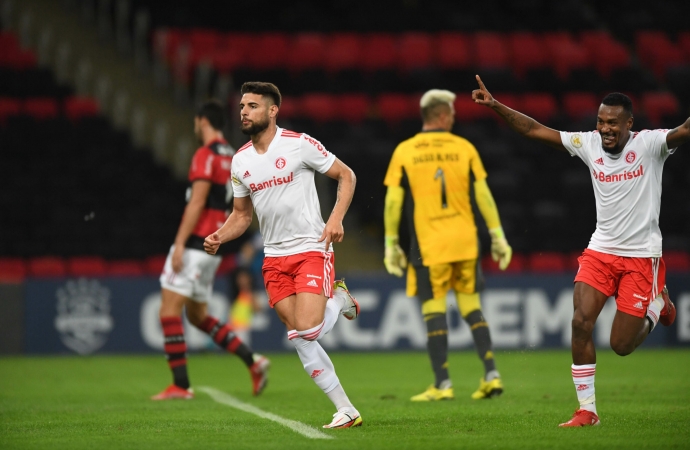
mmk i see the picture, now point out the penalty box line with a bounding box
[198,386,334,440]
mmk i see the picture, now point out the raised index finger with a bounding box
[475,74,487,91]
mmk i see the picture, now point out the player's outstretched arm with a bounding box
[203,196,254,255]
[472,75,566,152]
[666,117,690,149]
[320,157,357,250]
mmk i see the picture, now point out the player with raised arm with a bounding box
[384,89,512,402]
[152,100,269,401]
[472,75,688,427]
[204,82,362,429]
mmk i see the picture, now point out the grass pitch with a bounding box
[1,350,688,449]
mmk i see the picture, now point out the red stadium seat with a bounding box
[436,33,471,70]
[301,93,337,122]
[580,31,631,78]
[67,256,108,277]
[543,32,591,80]
[473,32,509,69]
[635,31,686,80]
[398,33,433,72]
[0,258,27,282]
[22,98,59,120]
[338,94,370,123]
[277,95,299,120]
[212,46,245,74]
[64,97,100,121]
[107,260,145,276]
[0,32,36,69]
[247,33,289,70]
[663,251,690,273]
[288,33,326,72]
[145,255,168,276]
[360,34,397,72]
[641,92,680,126]
[454,96,493,122]
[528,252,567,273]
[678,32,690,59]
[562,92,599,121]
[28,257,67,277]
[152,28,185,64]
[507,32,549,77]
[519,93,558,123]
[0,98,21,125]
[324,34,362,73]
[377,93,417,124]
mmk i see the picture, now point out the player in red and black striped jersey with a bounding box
[152,100,270,401]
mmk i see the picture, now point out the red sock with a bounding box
[199,316,254,367]
[161,316,189,389]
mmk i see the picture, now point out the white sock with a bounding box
[572,364,597,414]
[296,299,340,341]
[326,383,354,412]
[291,336,340,394]
[646,295,664,332]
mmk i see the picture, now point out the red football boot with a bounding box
[250,355,270,396]
[659,286,676,326]
[151,384,194,400]
[559,409,600,427]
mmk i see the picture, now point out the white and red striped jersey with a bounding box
[231,127,336,257]
[560,129,675,257]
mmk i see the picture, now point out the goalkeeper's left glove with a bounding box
[384,236,407,277]
[489,227,512,271]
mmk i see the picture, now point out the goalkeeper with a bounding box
[383,89,512,401]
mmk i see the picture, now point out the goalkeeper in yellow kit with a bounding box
[383,89,512,401]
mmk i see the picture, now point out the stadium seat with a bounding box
[247,33,289,70]
[107,260,145,276]
[22,98,59,120]
[436,32,471,70]
[338,94,370,123]
[528,252,567,273]
[507,32,549,78]
[323,33,362,73]
[519,93,558,124]
[288,33,326,73]
[377,93,417,124]
[28,256,67,277]
[360,34,397,72]
[277,95,299,120]
[474,32,509,69]
[543,32,591,81]
[579,31,631,78]
[64,97,99,121]
[301,93,337,122]
[398,33,433,72]
[562,92,599,121]
[0,257,27,282]
[482,252,525,273]
[635,31,686,80]
[454,95,494,122]
[679,32,690,59]
[663,251,690,273]
[145,255,168,276]
[0,98,21,125]
[641,92,680,126]
[67,256,108,277]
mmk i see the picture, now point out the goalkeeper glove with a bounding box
[384,236,407,277]
[489,227,512,271]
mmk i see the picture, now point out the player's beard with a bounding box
[240,116,269,136]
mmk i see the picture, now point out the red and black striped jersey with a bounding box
[186,139,235,250]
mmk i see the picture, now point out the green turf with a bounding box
[1,349,688,449]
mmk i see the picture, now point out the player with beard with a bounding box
[204,82,362,429]
[472,75,689,427]
[152,100,270,400]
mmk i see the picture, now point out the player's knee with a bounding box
[185,308,206,328]
[457,292,481,317]
[571,312,595,337]
[610,336,634,356]
[422,297,447,316]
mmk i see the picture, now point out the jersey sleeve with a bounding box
[300,134,336,173]
[188,147,214,182]
[640,129,676,159]
[383,145,404,187]
[468,144,488,181]
[230,159,250,198]
[560,131,596,160]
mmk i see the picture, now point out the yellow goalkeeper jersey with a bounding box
[383,130,487,266]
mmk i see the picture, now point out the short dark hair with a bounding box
[196,99,226,130]
[240,81,282,107]
[601,92,633,116]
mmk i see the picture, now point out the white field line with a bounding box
[198,386,334,440]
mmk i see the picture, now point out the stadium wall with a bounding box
[5,274,689,355]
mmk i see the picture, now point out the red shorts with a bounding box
[574,248,666,318]
[262,251,335,307]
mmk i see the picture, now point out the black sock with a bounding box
[424,313,449,388]
[172,366,190,389]
[464,309,496,377]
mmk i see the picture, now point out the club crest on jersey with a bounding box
[625,151,637,164]
[275,157,287,170]
[249,172,294,192]
[571,134,583,148]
